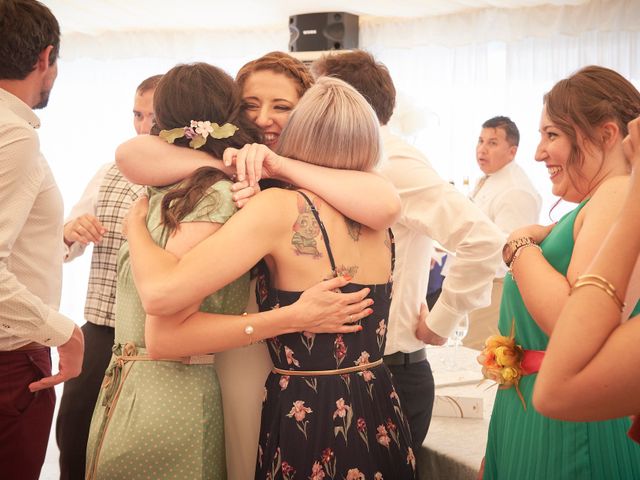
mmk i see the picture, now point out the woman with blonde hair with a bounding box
[126,77,416,479]
[480,65,640,479]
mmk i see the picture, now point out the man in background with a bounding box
[55,74,162,480]
[465,116,541,349]
[312,50,503,454]
[0,1,84,479]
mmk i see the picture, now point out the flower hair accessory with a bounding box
[159,120,238,149]
[477,319,527,409]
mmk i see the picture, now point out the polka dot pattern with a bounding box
[86,180,249,479]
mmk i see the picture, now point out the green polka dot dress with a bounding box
[86,180,249,480]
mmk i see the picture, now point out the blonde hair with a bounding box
[276,76,381,171]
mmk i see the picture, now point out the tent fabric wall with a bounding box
[37,0,639,323]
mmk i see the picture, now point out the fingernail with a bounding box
[358,326,363,331]
[368,299,374,306]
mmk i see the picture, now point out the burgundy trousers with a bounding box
[0,347,56,480]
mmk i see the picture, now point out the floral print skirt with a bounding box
[255,364,417,480]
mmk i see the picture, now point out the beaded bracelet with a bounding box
[570,274,625,312]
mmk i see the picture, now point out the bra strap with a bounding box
[296,191,337,274]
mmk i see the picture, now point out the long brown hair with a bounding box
[544,65,640,195]
[150,63,260,231]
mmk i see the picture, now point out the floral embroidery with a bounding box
[333,398,353,445]
[321,448,336,478]
[355,351,376,399]
[282,461,296,480]
[334,335,348,368]
[287,400,313,439]
[407,447,416,470]
[340,373,351,393]
[345,468,365,480]
[269,336,283,362]
[374,473,384,480]
[386,418,400,447]
[301,331,316,354]
[376,319,387,351]
[279,375,290,391]
[304,377,318,393]
[309,461,326,480]
[356,417,369,451]
[285,345,300,368]
[376,424,391,448]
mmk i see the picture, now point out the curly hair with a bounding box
[0,0,60,80]
[236,51,314,98]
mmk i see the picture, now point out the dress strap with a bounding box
[388,228,396,275]
[296,191,337,274]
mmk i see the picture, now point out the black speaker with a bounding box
[289,12,359,52]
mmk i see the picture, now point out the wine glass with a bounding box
[451,315,469,369]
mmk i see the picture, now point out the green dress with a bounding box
[86,180,250,480]
[484,200,640,479]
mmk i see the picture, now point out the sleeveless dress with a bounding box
[85,181,250,480]
[484,199,640,479]
[254,192,417,480]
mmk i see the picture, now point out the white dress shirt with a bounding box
[379,126,504,350]
[0,88,75,350]
[471,161,542,277]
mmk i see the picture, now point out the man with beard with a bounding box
[0,2,84,479]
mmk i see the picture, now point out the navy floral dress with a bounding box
[255,192,416,480]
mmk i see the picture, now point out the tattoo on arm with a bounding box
[291,195,322,258]
[345,218,362,241]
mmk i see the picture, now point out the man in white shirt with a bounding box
[312,50,504,453]
[0,2,84,479]
[55,74,161,480]
[466,116,542,349]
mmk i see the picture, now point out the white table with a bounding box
[417,346,497,480]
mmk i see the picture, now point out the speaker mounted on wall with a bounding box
[289,12,359,52]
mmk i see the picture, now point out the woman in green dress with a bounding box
[533,115,640,439]
[482,66,640,478]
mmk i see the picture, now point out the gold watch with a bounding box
[502,236,536,268]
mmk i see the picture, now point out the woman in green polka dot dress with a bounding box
[84,63,262,480]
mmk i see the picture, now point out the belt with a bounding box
[6,342,47,352]
[383,349,427,366]
[272,358,383,376]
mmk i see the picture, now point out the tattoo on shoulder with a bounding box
[325,264,359,280]
[344,218,362,241]
[291,195,322,258]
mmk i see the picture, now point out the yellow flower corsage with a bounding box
[477,319,527,409]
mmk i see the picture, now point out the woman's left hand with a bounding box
[507,223,555,245]
[122,195,149,238]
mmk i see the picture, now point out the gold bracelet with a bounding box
[509,243,542,271]
[570,274,625,312]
